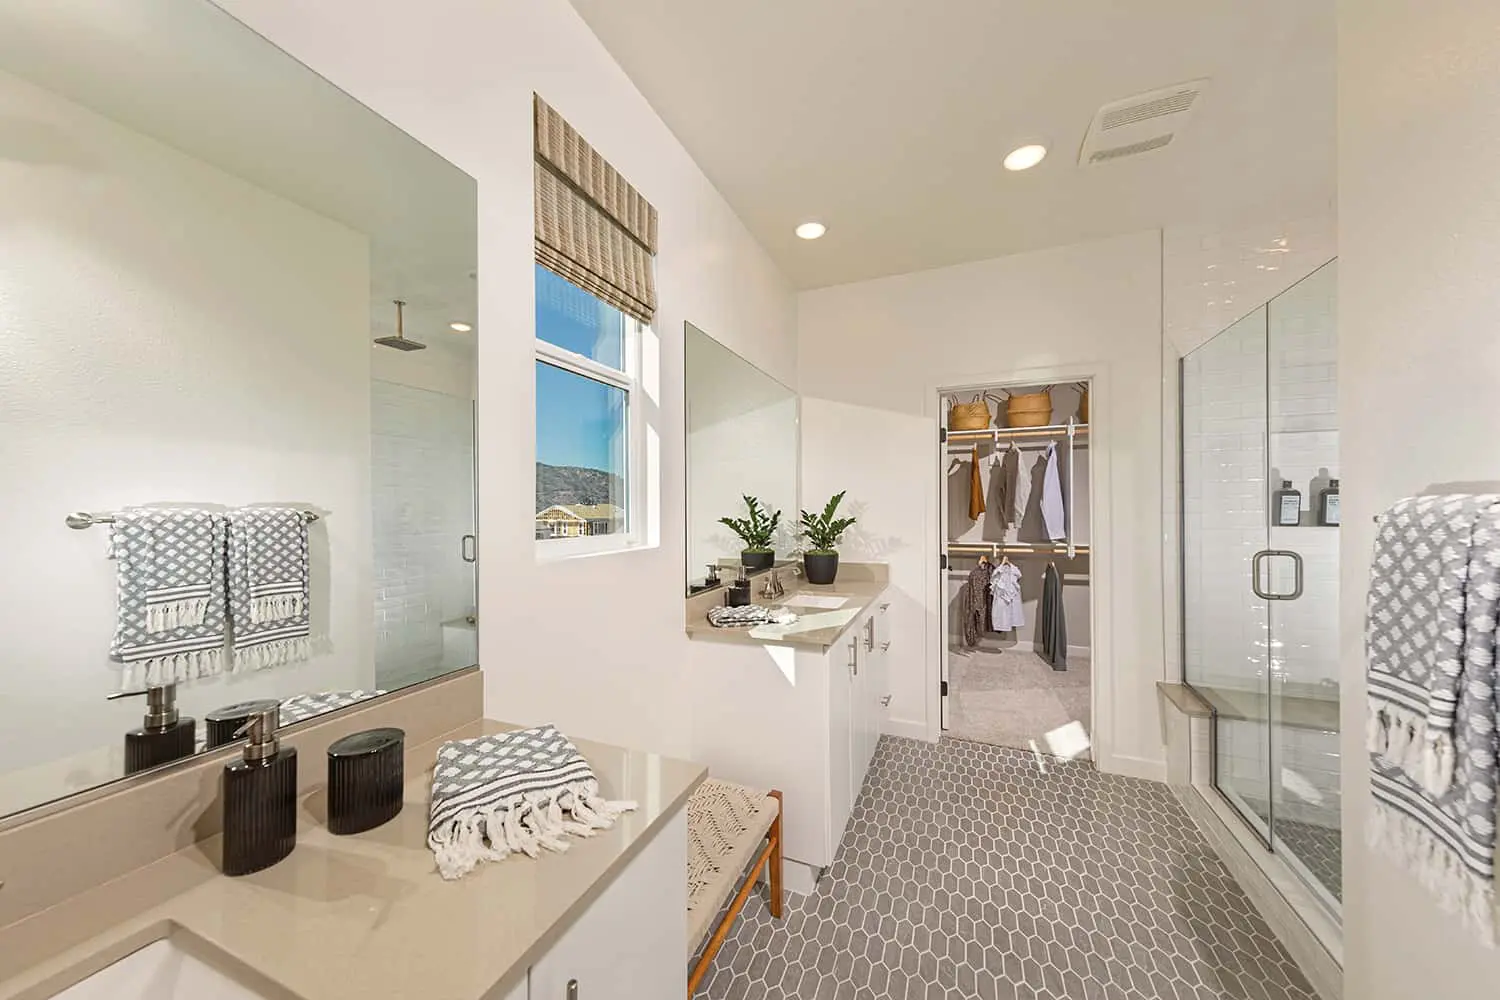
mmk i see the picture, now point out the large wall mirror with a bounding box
[684,323,798,594]
[0,0,478,818]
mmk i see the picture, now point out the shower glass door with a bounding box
[1181,259,1341,917]
[1182,307,1273,841]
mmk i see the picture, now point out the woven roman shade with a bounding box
[534,95,658,325]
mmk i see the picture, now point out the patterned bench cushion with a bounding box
[686,777,779,954]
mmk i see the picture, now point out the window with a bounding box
[535,263,639,553]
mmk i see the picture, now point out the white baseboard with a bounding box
[881,718,932,742]
[1099,752,1167,783]
[781,858,820,896]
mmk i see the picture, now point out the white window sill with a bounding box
[535,534,653,563]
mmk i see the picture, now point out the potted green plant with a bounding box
[719,495,781,571]
[799,491,857,585]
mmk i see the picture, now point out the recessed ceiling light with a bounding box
[1003,144,1048,171]
[449,322,473,332]
[795,221,827,240]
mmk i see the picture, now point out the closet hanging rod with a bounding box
[65,509,320,530]
[946,423,1089,443]
[947,542,1090,557]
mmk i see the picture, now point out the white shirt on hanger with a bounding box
[1041,441,1066,541]
[990,561,1024,631]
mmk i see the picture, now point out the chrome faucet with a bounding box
[761,569,785,600]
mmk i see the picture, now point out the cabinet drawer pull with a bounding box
[849,638,858,676]
[567,979,579,1000]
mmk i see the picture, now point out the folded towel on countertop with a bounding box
[1366,494,1500,945]
[227,507,311,669]
[427,724,637,880]
[109,508,227,688]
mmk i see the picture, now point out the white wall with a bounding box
[1341,0,1500,993]
[215,0,799,759]
[0,67,373,781]
[798,230,1166,778]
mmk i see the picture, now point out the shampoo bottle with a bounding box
[1318,478,1341,526]
[1273,480,1302,527]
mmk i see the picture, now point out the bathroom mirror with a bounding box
[684,323,799,594]
[0,0,478,818]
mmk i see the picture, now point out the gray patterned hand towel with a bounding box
[227,507,311,669]
[279,690,385,727]
[1366,494,1500,944]
[109,508,228,688]
[427,724,637,880]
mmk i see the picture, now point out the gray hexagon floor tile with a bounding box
[693,736,1318,1000]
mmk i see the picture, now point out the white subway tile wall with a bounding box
[371,380,476,688]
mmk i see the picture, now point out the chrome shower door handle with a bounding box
[1251,549,1303,601]
[461,534,477,563]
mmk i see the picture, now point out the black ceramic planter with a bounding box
[741,550,775,571]
[803,552,839,585]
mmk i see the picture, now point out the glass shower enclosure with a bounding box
[1180,260,1341,915]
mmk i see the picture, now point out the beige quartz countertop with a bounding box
[0,720,705,1000]
[685,577,890,651]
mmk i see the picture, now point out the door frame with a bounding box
[927,361,1109,768]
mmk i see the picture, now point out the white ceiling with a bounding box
[567,0,1335,289]
[0,0,478,352]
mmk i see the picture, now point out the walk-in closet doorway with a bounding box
[938,378,1095,763]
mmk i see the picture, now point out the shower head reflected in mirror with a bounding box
[374,299,427,351]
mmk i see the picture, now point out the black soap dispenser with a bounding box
[222,700,298,876]
[110,683,197,776]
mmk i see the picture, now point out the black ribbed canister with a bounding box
[326,728,405,835]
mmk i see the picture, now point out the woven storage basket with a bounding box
[949,395,991,431]
[1006,391,1053,428]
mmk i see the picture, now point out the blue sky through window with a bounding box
[535,264,627,476]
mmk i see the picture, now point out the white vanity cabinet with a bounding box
[525,810,687,1000]
[492,809,686,1000]
[688,593,893,877]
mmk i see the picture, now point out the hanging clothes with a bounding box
[968,445,986,522]
[989,561,1024,631]
[961,558,992,648]
[1041,441,1066,542]
[1038,562,1067,669]
[1000,443,1028,534]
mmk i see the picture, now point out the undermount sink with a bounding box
[780,594,850,610]
[54,935,279,1000]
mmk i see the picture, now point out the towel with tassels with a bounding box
[1365,493,1500,945]
[227,507,311,669]
[427,724,637,881]
[109,508,228,688]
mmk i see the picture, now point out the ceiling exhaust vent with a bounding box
[1079,79,1208,166]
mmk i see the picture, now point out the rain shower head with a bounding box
[375,299,426,351]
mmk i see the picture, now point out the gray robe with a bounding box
[1038,562,1067,670]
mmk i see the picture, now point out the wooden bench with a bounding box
[686,780,783,996]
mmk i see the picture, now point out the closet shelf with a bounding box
[946,423,1088,444]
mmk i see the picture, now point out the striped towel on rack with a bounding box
[109,508,228,688]
[227,507,312,669]
[1365,494,1500,945]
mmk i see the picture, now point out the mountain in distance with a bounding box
[536,462,622,512]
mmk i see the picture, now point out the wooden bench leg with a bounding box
[768,789,784,920]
